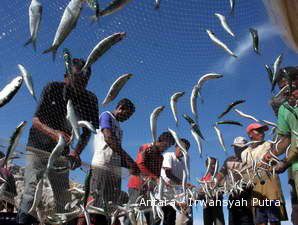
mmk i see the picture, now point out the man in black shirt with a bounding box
[16,58,99,225]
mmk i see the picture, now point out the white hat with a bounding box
[231,136,247,148]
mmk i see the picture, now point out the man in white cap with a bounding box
[216,136,254,225]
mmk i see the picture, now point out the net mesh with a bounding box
[0,0,290,224]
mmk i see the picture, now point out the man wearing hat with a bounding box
[241,123,286,225]
[216,137,254,225]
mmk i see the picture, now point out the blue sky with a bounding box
[0,0,297,224]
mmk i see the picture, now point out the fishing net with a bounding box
[0,0,294,224]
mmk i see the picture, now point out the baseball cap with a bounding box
[231,136,247,148]
[246,123,269,133]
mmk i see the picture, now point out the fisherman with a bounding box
[241,123,287,225]
[216,137,254,225]
[79,98,139,225]
[0,151,17,213]
[16,58,100,225]
[160,138,193,225]
[125,131,175,225]
[264,69,298,225]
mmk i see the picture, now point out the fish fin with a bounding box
[24,37,37,52]
[43,46,57,61]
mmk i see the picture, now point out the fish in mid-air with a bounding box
[214,13,235,37]
[170,91,185,126]
[249,28,260,54]
[150,106,165,143]
[271,54,283,92]
[155,0,161,9]
[234,109,260,122]
[85,0,100,23]
[100,0,133,17]
[0,76,23,108]
[216,120,243,127]
[190,85,200,120]
[206,29,237,58]
[24,0,43,51]
[102,73,133,106]
[18,64,37,102]
[43,0,83,60]
[265,64,273,83]
[214,125,227,152]
[229,0,235,15]
[63,48,73,75]
[82,32,126,71]
[197,73,223,102]
[218,100,245,119]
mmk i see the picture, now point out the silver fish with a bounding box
[274,85,289,99]
[229,0,235,14]
[213,125,227,152]
[102,73,133,106]
[28,178,44,214]
[18,64,37,102]
[249,28,260,55]
[47,135,66,171]
[234,109,260,122]
[206,29,237,58]
[0,76,23,108]
[43,0,83,60]
[170,91,185,126]
[86,0,100,23]
[197,73,223,100]
[190,85,199,120]
[24,0,42,51]
[77,121,96,134]
[150,106,165,143]
[261,120,277,128]
[155,0,161,9]
[271,54,283,91]
[100,0,132,17]
[80,205,91,225]
[82,32,126,71]
[214,13,235,37]
[191,128,203,157]
[67,100,80,140]
[203,157,211,177]
[3,121,27,167]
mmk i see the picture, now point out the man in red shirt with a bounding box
[126,131,175,225]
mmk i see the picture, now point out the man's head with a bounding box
[231,136,247,158]
[175,138,190,159]
[154,131,175,153]
[64,58,91,89]
[278,67,298,105]
[114,98,135,122]
[205,157,217,174]
[246,123,268,141]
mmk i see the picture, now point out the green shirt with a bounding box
[277,103,298,171]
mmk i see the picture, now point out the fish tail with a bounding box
[43,45,57,61]
[33,95,38,103]
[24,37,37,52]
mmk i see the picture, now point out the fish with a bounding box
[216,120,243,127]
[271,54,283,92]
[168,128,190,177]
[183,114,205,140]
[150,106,165,143]
[67,100,80,140]
[204,157,211,180]
[249,28,260,54]
[265,64,273,83]
[206,30,237,58]
[0,76,23,108]
[170,91,185,126]
[82,32,126,71]
[63,48,73,75]
[197,73,223,101]
[190,85,200,120]
[155,0,161,9]
[46,135,66,171]
[28,178,44,214]
[3,121,27,167]
[80,205,91,225]
[274,84,289,99]
[191,128,203,157]
[77,121,96,134]
[213,125,227,152]
[212,159,218,180]
[17,64,37,102]
[100,0,132,17]
[83,169,92,207]
[102,73,133,106]
[234,109,260,122]
[218,100,245,119]
[229,0,235,15]
[43,0,83,60]
[214,13,235,37]
[261,120,277,128]
[24,0,42,51]
[86,0,100,23]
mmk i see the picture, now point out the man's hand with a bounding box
[275,161,290,174]
[67,150,81,170]
[263,152,272,162]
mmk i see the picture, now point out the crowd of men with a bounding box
[0,59,297,225]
